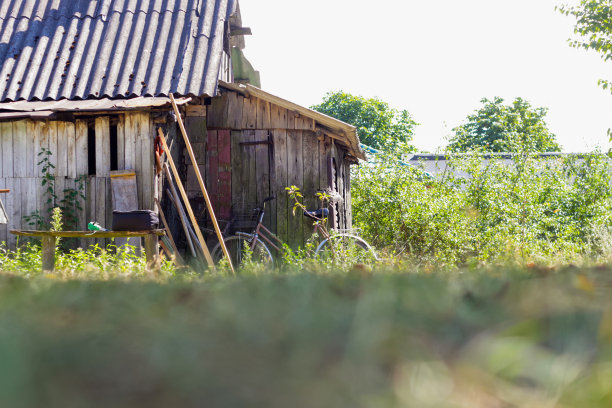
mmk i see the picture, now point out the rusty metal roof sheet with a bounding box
[0,0,236,102]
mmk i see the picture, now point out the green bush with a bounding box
[352,152,612,266]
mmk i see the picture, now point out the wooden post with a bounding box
[41,236,56,272]
[143,233,160,271]
[157,130,216,270]
[169,94,235,275]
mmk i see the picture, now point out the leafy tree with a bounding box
[447,97,561,153]
[558,1,612,92]
[311,91,417,151]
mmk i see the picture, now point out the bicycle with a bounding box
[210,196,377,266]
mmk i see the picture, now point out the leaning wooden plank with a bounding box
[154,197,183,265]
[164,165,196,258]
[12,120,27,178]
[95,117,111,178]
[170,94,234,274]
[217,130,232,221]
[158,129,216,270]
[1,121,14,178]
[117,114,126,170]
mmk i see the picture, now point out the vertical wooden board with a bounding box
[66,122,77,178]
[242,97,257,129]
[0,178,6,245]
[6,178,21,249]
[47,121,58,177]
[271,129,288,243]
[286,111,298,131]
[286,130,304,248]
[270,104,287,129]
[86,177,96,249]
[124,113,136,170]
[207,92,229,128]
[206,130,219,218]
[94,117,111,177]
[240,131,257,210]
[335,149,346,230]
[56,121,69,177]
[217,130,232,220]
[35,121,49,177]
[256,98,272,129]
[21,178,37,231]
[54,177,65,224]
[0,127,2,178]
[105,177,113,241]
[12,121,27,178]
[255,130,272,231]
[319,138,328,190]
[75,120,89,176]
[138,113,153,210]
[302,132,318,244]
[95,177,107,248]
[25,121,36,177]
[1,122,14,177]
[76,177,88,248]
[117,114,125,170]
[230,130,244,212]
[345,162,352,229]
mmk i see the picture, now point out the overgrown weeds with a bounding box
[353,151,612,268]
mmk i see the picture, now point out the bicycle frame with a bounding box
[248,203,331,254]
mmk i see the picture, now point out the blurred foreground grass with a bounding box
[0,263,612,407]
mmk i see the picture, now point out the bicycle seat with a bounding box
[303,208,329,220]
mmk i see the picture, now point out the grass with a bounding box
[0,246,612,407]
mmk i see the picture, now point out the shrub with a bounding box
[352,151,612,266]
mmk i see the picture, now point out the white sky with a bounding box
[238,0,612,153]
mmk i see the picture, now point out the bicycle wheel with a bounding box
[315,234,378,263]
[212,233,273,266]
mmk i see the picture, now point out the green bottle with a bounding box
[87,222,107,231]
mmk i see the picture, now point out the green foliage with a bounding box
[352,151,612,267]
[448,97,561,152]
[0,265,610,406]
[23,148,86,232]
[558,1,612,93]
[311,91,417,152]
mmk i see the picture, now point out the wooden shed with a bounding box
[176,82,365,250]
[0,0,365,253]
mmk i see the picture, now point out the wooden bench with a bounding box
[10,230,165,272]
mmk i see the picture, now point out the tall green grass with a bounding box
[352,152,612,267]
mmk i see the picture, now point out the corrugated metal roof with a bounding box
[0,0,237,102]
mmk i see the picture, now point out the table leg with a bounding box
[144,234,160,271]
[42,236,56,272]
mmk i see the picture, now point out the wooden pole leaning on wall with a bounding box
[157,129,216,270]
[169,94,235,275]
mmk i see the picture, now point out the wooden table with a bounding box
[10,230,165,272]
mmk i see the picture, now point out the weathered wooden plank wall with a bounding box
[204,91,354,249]
[0,112,159,250]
